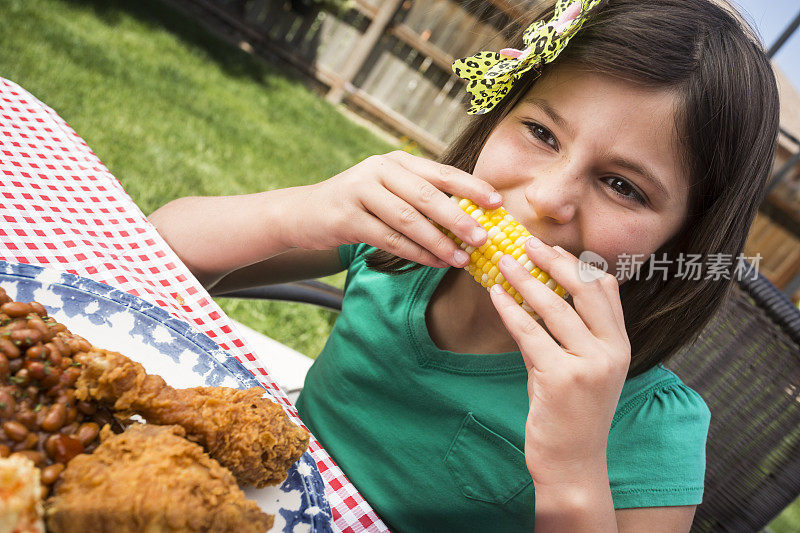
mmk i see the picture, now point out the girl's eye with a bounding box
[602,177,647,206]
[523,121,558,150]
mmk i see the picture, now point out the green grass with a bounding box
[0,0,394,358]
[2,0,800,528]
[772,500,800,533]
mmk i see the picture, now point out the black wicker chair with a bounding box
[665,265,800,532]
[220,265,800,532]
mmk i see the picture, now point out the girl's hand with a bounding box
[488,238,631,488]
[287,151,502,268]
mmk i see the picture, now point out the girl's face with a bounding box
[473,64,690,283]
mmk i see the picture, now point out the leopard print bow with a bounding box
[453,0,603,115]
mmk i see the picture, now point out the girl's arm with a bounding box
[533,471,616,531]
[616,506,696,532]
[206,247,344,295]
[148,188,311,288]
[148,151,506,290]
[488,240,694,532]
[534,479,696,531]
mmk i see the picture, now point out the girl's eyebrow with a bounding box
[523,97,576,139]
[608,155,671,201]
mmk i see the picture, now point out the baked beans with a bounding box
[0,287,121,497]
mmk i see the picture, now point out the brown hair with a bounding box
[365,0,780,377]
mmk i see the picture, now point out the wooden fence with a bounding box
[182,0,542,154]
[745,212,800,295]
[760,138,800,300]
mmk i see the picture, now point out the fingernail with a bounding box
[472,226,487,243]
[527,236,542,248]
[500,254,516,268]
[454,249,469,265]
[490,284,504,294]
[553,245,565,255]
[488,192,502,205]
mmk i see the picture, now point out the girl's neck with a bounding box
[426,268,520,354]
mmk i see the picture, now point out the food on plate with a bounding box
[0,290,119,496]
[437,195,570,316]
[0,455,45,533]
[0,284,311,529]
[74,348,309,487]
[45,423,273,533]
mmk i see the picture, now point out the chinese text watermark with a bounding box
[576,252,762,283]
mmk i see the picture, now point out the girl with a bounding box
[149,0,780,530]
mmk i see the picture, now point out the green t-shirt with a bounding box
[296,243,710,532]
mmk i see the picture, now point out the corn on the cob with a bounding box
[438,195,569,316]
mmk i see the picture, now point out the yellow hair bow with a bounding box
[453,0,603,115]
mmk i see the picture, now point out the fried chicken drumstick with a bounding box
[73,349,309,488]
[46,424,273,533]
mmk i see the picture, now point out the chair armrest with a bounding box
[738,268,800,346]
[216,280,343,312]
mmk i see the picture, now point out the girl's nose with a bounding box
[524,169,581,224]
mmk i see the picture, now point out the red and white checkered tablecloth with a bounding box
[0,76,388,533]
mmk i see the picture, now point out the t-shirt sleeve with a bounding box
[607,381,711,508]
